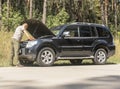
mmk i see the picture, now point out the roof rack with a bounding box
[71,22,105,26]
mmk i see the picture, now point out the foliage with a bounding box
[2,3,23,31]
[0,0,120,35]
[47,8,69,28]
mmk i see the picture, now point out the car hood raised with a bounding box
[23,19,55,39]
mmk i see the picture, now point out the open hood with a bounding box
[23,19,55,39]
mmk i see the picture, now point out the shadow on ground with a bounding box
[53,62,116,67]
[0,75,120,89]
[23,60,117,67]
[54,75,120,89]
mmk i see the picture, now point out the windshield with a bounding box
[50,25,64,36]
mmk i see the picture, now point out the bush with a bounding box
[2,3,23,31]
[47,8,69,28]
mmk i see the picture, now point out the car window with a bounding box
[90,26,97,37]
[96,27,109,37]
[63,25,79,37]
[50,25,64,36]
[80,26,91,37]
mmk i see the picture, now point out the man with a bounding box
[10,23,35,66]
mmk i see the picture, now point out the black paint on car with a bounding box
[19,20,115,66]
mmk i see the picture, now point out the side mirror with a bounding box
[62,31,70,38]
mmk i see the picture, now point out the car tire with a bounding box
[70,60,83,65]
[37,47,55,67]
[93,48,107,65]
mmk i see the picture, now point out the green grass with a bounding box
[0,31,120,67]
[107,39,120,64]
[0,30,12,66]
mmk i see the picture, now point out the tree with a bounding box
[114,0,117,29]
[100,0,105,24]
[42,0,47,24]
[47,8,69,28]
[29,0,33,18]
[0,0,1,30]
[0,0,1,16]
[7,0,10,31]
[105,0,108,26]
[0,0,120,37]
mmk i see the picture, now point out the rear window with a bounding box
[80,26,91,37]
[96,27,109,37]
[90,26,97,37]
[79,26,97,37]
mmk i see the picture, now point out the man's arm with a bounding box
[24,30,35,40]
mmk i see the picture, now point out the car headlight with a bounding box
[26,40,38,48]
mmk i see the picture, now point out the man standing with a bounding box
[10,23,35,66]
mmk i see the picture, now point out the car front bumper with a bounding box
[19,46,37,61]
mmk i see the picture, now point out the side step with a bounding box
[57,56,94,60]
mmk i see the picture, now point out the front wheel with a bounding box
[93,48,107,65]
[37,47,55,67]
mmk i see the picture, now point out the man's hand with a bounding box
[24,30,36,40]
[28,38,36,41]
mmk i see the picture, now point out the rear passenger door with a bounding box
[79,25,97,56]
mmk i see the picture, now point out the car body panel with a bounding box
[24,19,55,38]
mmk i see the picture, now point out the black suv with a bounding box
[19,20,115,66]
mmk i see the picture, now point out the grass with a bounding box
[0,30,12,66]
[107,39,120,64]
[0,31,120,67]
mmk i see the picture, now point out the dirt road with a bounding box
[0,64,120,89]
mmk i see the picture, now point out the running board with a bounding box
[57,56,94,59]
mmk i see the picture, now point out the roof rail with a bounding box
[71,22,106,27]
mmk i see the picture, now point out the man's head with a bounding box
[23,23,28,30]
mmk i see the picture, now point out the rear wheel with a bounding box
[70,60,83,65]
[93,48,107,64]
[37,47,55,66]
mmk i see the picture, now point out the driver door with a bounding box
[58,25,83,57]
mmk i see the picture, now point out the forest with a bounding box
[0,0,120,35]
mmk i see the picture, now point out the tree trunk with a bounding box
[100,0,105,24]
[0,0,1,15]
[7,0,10,31]
[42,0,47,24]
[29,0,33,19]
[114,0,117,29]
[25,0,30,19]
[104,0,108,26]
[114,0,118,38]
[0,0,2,30]
[112,0,114,10]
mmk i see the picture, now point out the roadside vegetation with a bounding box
[0,30,12,66]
